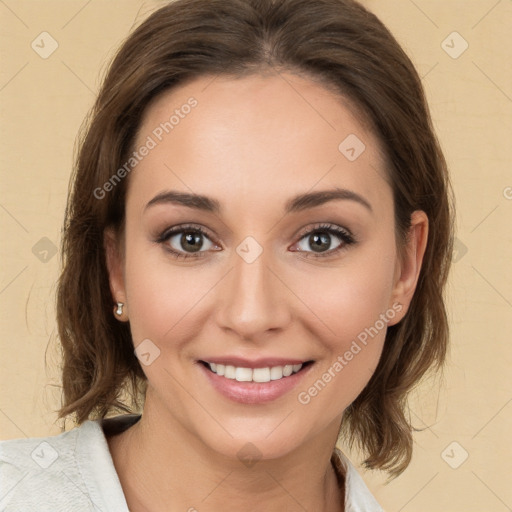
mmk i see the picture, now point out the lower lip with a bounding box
[198,362,314,405]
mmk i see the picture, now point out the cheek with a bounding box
[122,237,212,347]
[298,245,397,345]
[294,246,397,409]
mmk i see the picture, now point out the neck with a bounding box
[107,395,345,512]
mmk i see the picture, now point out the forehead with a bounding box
[128,72,390,216]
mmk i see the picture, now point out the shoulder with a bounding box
[0,424,91,511]
[0,419,129,512]
[0,423,81,471]
[332,448,385,512]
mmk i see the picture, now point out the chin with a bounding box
[195,416,311,464]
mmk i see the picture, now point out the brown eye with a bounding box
[157,225,218,259]
[293,224,356,258]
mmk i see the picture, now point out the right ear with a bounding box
[104,226,127,305]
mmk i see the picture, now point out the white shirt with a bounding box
[0,414,383,511]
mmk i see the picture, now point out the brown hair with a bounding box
[55,0,455,478]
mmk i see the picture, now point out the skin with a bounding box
[104,70,428,512]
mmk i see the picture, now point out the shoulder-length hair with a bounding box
[56,0,455,478]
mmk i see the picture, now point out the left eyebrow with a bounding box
[143,187,373,215]
[284,188,373,214]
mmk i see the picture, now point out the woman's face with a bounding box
[106,72,427,459]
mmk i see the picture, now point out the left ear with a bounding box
[387,210,429,326]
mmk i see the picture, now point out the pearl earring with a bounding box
[114,302,124,316]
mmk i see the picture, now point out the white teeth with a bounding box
[270,366,283,380]
[252,367,270,382]
[235,367,253,382]
[206,362,304,382]
[225,365,236,379]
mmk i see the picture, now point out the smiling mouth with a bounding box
[199,360,314,383]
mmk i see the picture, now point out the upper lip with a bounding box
[199,356,312,369]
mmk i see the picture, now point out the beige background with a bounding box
[1,1,511,511]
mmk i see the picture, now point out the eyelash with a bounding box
[155,223,356,261]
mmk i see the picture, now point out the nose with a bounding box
[215,251,292,341]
